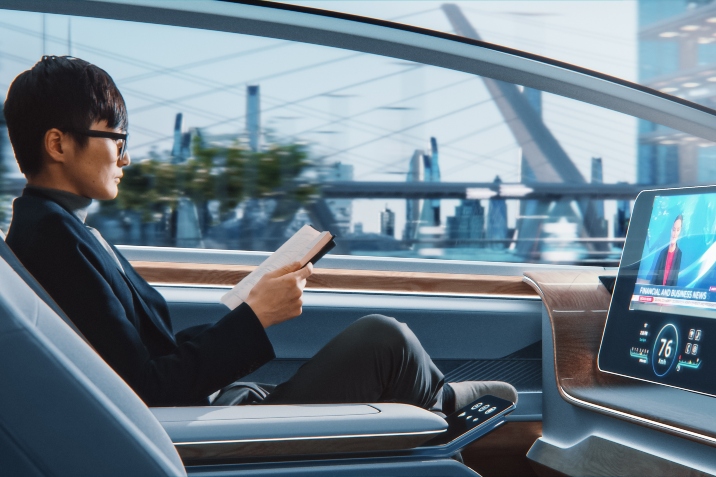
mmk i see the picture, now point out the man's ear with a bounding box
[43,128,69,165]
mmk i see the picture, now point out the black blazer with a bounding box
[7,189,275,406]
[649,245,682,287]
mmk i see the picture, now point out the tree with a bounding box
[99,134,317,231]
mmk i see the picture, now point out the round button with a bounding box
[652,324,679,378]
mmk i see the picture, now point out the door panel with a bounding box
[159,286,543,406]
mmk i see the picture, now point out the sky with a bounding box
[0,1,641,237]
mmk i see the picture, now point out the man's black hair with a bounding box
[3,56,128,177]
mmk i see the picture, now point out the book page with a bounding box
[221,225,327,310]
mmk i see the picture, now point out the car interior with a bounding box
[2,1,716,476]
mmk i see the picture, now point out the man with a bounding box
[4,56,516,413]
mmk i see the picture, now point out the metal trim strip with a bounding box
[173,429,444,446]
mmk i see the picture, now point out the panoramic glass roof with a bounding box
[281,1,639,83]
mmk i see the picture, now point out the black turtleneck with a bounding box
[24,185,92,223]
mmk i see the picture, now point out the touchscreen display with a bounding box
[599,187,716,396]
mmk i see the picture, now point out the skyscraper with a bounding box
[585,157,608,238]
[170,113,192,162]
[614,183,632,243]
[403,149,424,242]
[638,0,716,185]
[447,200,485,246]
[486,176,508,249]
[380,205,395,237]
[246,85,261,153]
[321,162,354,236]
[419,137,441,227]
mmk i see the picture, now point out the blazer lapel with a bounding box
[114,250,176,345]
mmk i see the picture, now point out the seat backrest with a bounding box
[0,236,186,477]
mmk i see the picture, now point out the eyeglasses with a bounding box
[66,129,128,160]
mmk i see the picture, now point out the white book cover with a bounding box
[221,225,333,310]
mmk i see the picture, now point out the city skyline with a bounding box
[0,2,639,238]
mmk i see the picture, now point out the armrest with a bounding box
[151,403,447,464]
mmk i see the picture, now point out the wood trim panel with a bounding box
[464,421,542,477]
[523,270,629,389]
[131,261,538,297]
[176,432,436,465]
[523,270,716,446]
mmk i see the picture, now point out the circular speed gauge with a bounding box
[652,324,679,377]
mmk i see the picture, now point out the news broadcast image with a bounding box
[632,193,716,319]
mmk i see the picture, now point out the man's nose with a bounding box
[120,151,131,167]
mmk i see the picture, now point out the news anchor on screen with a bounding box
[649,214,683,287]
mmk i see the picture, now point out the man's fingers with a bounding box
[265,261,302,278]
[292,262,313,280]
[284,261,303,273]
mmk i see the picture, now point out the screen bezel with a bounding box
[598,184,716,397]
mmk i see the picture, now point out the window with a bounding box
[0,4,714,266]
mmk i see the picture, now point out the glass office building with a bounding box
[638,0,716,185]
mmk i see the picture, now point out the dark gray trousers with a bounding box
[215,315,445,410]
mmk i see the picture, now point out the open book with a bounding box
[221,225,336,310]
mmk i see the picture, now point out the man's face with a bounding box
[670,218,682,246]
[64,120,130,200]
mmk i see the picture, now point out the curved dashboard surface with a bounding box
[526,270,716,445]
[526,270,716,477]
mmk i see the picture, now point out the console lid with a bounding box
[152,404,447,464]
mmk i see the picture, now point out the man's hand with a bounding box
[246,261,314,328]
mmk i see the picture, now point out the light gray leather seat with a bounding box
[0,234,457,476]
[0,234,187,476]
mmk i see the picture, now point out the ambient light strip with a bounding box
[172,429,445,446]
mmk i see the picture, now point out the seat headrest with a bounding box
[0,234,91,344]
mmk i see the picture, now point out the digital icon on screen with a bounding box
[652,324,679,377]
[692,344,699,355]
[695,330,702,341]
[689,329,695,340]
[686,343,692,354]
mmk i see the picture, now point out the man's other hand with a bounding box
[246,261,314,328]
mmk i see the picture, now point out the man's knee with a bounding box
[354,314,414,351]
